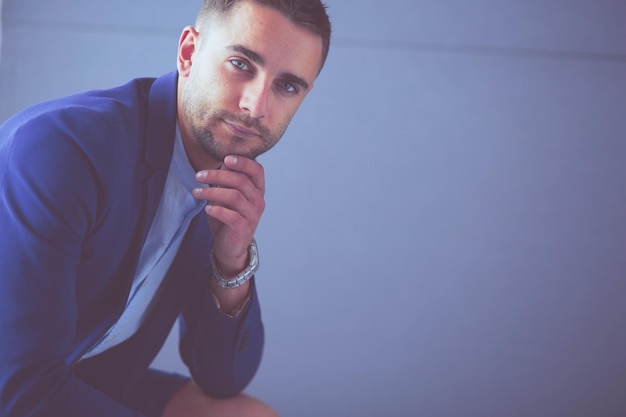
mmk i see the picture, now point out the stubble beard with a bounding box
[186,104,289,162]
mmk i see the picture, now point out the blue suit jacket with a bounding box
[0,71,264,417]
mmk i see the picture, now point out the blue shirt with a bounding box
[81,125,205,360]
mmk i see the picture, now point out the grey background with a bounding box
[2,1,626,416]
[0,0,2,67]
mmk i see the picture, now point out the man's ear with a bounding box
[177,26,200,77]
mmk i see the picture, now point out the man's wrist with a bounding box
[209,279,252,317]
[210,239,259,289]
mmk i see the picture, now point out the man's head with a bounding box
[176,0,332,170]
[196,0,332,72]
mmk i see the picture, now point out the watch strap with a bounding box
[210,239,259,289]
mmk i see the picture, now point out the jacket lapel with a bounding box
[137,71,179,246]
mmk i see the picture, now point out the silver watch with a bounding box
[210,239,259,289]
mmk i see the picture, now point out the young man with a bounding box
[0,0,331,416]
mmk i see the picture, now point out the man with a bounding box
[0,0,331,416]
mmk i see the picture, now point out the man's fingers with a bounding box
[195,156,265,194]
[222,155,265,190]
[204,204,247,232]
[193,186,263,219]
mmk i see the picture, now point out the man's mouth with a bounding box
[223,120,259,138]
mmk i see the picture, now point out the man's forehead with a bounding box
[200,5,323,83]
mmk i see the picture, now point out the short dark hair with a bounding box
[196,0,332,72]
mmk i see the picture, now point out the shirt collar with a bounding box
[172,123,200,192]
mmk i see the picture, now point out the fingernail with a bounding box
[226,155,237,165]
[196,171,207,180]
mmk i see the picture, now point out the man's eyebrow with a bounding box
[278,72,309,91]
[226,44,310,91]
[226,44,264,66]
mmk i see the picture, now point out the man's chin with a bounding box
[197,131,267,161]
[202,144,260,162]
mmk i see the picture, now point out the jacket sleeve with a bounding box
[0,116,147,417]
[177,218,265,398]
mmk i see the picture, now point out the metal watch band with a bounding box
[210,239,259,289]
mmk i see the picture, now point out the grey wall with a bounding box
[2,1,626,416]
[0,0,2,69]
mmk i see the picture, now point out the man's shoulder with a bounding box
[5,71,179,128]
[1,72,178,151]
[10,76,157,130]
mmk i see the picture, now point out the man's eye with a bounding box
[230,59,249,71]
[277,80,296,94]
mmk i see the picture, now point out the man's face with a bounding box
[177,0,324,167]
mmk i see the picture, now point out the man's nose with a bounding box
[239,79,269,119]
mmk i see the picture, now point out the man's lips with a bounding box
[223,120,259,138]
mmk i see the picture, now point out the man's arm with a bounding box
[178,155,267,397]
[178,269,264,399]
[0,114,148,417]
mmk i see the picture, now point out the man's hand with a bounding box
[193,155,265,277]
